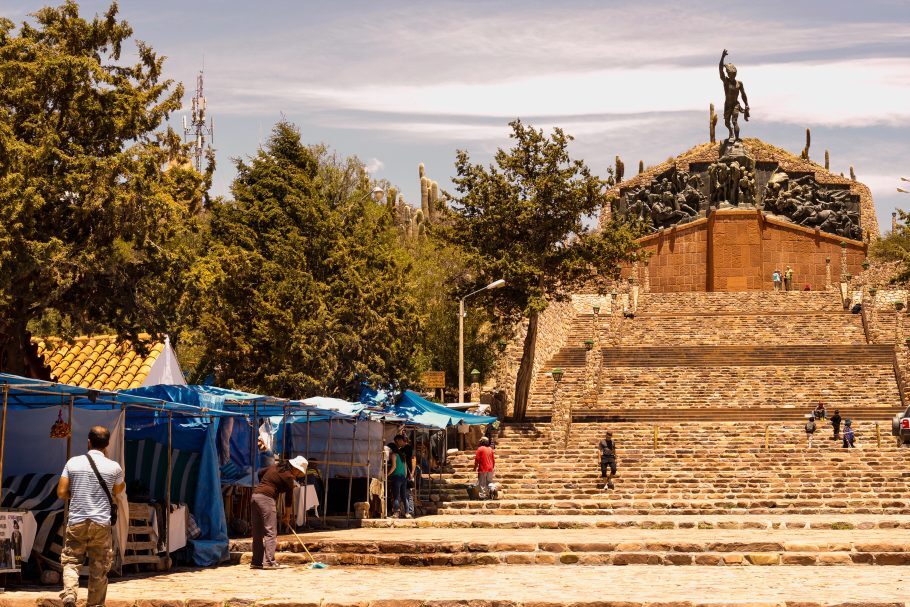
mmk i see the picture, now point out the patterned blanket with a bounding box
[1,473,65,560]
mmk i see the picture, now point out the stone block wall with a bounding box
[493,298,576,416]
[638,209,867,292]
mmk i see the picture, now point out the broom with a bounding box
[287,525,328,569]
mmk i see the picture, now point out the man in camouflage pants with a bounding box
[57,427,125,607]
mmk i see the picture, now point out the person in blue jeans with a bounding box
[387,440,409,518]
[393,434,417,518]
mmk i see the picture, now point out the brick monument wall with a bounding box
[637,209,867,293]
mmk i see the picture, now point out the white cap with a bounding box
[288,455,308,474]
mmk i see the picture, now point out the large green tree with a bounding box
[181,122,423,397]
[408,236,505,396]
[444,119,640,420]
[0,2,206,375]
[871,209,910,283]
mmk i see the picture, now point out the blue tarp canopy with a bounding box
[0,373,239,417]
[127,384,293,417]
[122,384,276,567]
[360,387,497,428]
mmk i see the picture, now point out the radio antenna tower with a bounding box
[182,70,214,172]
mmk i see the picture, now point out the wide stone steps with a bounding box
[600,345,894,367]
[229,527,910,567]
[435,498,910,516]
[640,290,846,313]
[620,312,866,346]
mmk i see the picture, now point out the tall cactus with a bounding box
[824,150,830,170]
[800,128,811,160]
[429,181,439,221]
[709,103,717,144]
[420,176,429,218]
[850,166,856,181]
[615,156,624,184]
[418,162,425,179]
[387,187,398,213]
[638,160,644,174]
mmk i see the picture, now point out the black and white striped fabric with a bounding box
[1,474,66,559]
[125,440,201,508]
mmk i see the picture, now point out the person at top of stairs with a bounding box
[598,431,617,491]
[474,437,496,499]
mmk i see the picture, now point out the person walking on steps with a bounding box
[830,409,842,441]
[804,416,817,448]
[251,456,307,570]
[598,431,617,490]
[474,437,496,499]
[57,426,125,607]
[842,419,856,448]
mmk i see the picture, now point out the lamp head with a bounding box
[486,279,505,290]
[370,186,385,202]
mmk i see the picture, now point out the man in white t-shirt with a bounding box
[57,426,125,607]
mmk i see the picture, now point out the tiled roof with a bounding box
[31,335,164,391]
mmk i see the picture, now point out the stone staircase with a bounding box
[434,422,910,515]
[528,290,902,419]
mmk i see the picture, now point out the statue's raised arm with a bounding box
[719,49,728,81]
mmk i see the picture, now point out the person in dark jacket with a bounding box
[830,409,843,441]
[251,456,307,570]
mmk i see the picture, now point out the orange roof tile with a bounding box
[32,335,165,392]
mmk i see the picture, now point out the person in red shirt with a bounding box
[473,437,495,499]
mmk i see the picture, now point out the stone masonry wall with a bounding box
[638,209,867,293]
[494,298,576,416]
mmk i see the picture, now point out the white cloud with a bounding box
[364,157,385,174]
[296,58,910,128]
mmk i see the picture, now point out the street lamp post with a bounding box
[459,278,505,404]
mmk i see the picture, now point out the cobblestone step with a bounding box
[229,526,910,567]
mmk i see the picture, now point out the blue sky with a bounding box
[4,0,910,232]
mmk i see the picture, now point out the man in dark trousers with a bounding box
[830,409,843,441]
[598,431,617,490]
[251,456,307,570]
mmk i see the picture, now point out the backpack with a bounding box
[805,421,816,433]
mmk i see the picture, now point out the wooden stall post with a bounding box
[66,395,75,460]
[0,385,7,503]
[346,420,358,519]
[166,411,173,555]
[365,419,373,517]
[251,402,259,490]
[322,418,333,519]
[304,409,311,527]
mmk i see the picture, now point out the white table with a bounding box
[150,504,188,553]
[293,484,320,525]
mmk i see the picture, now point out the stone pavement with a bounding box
[4,564,910,606]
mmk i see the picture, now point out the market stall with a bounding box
[0,374,240,572]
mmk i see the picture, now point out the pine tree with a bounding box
[443,120,639,420]
[0,2,206,375]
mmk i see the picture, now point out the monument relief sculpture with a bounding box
[610,50,861,241]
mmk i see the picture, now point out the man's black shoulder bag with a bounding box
[85,454,118,525]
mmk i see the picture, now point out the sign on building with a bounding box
[421,371,446,389]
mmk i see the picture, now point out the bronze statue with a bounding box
[719,49,750,141]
